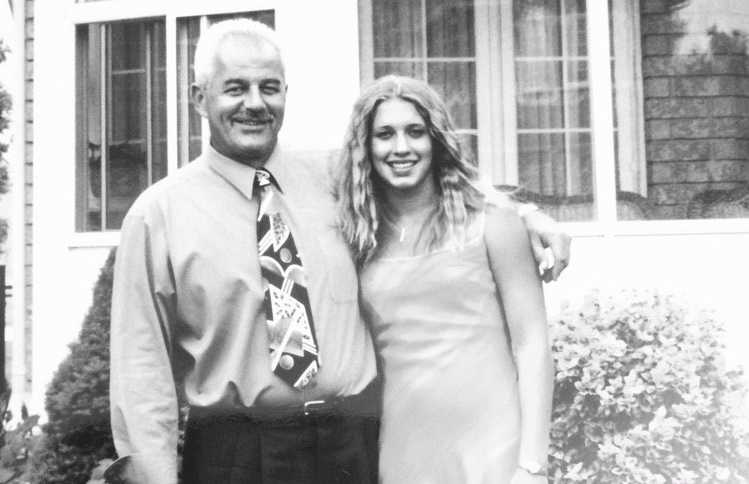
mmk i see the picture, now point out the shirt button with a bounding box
[279,354,294,370]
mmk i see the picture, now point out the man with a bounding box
[109,19,570,484]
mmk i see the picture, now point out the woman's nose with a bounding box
[393,132,410,154]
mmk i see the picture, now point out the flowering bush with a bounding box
[549,291,749,483]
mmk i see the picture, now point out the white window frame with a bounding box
[69,0,278,246]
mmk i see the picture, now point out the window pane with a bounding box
[106,22,151,230]
[567,131,593,196]
[518,132,566,195]
[111,23,146,72]
[563,0,587,57]
[177,11,276,166]
[426,0,474,57]
[518,132,593,221]
[565,60,590,128]
[617,0,749,220]
[177,17,201,166]
[373,0,423,57]
[515,0,562,57]
[427,62,477,129]
[516,60,564,129]
[76,24,102,232]
[152,21,167,183]
[110,74,145,142]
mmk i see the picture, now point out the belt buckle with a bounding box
[303,399,327,416]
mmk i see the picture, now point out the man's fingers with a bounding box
[529,232,546,267]
[544,233,570,281]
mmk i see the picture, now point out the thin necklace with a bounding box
[381,205,437,244]
[382,217,407,242]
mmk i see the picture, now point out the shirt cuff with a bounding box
[104,453,178,484]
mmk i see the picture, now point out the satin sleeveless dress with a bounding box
[359,217,520,484]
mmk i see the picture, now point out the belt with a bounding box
[189,386,379,424]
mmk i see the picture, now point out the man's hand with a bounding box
[520,209,571,283]
[509,468,548,484]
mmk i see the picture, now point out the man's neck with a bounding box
[210,141,274,169]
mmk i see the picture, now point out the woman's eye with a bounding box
[375,131,392,140]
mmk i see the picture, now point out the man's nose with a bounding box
[243,85,264,110]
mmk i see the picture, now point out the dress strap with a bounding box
[465,209,487,244]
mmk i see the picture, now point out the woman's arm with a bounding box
[484,205,554,482]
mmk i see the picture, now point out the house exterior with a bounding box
[6,0,749,415]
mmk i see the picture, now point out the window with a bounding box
[76,10,274,232]
[76,19,167,231]
[361,0,749,222]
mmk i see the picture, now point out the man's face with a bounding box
[192,35,286,167]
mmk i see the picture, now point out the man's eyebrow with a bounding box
[223,78,247,86]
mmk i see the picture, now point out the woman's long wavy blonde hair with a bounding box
[335,75,487,265]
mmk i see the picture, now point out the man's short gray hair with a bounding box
[193,18,284,87]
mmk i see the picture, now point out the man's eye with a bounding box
[225,86,243,95]
[261,83,281,94]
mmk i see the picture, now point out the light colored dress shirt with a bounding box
[110,145,377,484]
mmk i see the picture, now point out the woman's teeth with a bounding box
[389,161,416,169]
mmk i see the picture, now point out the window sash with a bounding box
[76,20,166,232]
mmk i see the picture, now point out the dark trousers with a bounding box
[181,397,380,484]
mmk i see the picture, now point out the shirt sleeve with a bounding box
[110,209,179,484]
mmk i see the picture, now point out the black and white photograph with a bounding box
[0,0,747,482]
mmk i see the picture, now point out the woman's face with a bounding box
[369,98,434,194]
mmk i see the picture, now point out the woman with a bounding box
[336,75,553,484]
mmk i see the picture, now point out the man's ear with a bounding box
[191,84,207,117]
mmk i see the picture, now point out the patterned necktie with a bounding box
[254,168,320,389]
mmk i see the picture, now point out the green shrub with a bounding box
[28,250,116,484]
[549,291,749,483]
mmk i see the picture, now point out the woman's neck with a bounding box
[380,180,439,223]
[377,180,440,252]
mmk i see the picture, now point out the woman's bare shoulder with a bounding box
[483,202,531,257]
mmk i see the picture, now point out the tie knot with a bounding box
[254,168,280,193]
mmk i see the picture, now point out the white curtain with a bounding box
[514,0,592,197]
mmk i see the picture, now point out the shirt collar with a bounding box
[204,143,286,200]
